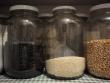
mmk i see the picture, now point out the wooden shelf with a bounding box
[0,0,110,6]
[0,74,110,83]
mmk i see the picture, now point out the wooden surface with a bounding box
[0,0,110,6]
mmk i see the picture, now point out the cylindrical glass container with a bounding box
[0,15,8,74]
[45,6,85,80]
[1,15,8,74]
[38,13,53,72]
[85,3,110,79]
[4,5,44,79]
[77,13,89,56]
[76,13,88,43]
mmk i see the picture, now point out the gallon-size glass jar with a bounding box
[45,6,85,80]
[0,15,8,74]
[85,3,110,79]
[38,13,53,72]
[76,13,88,46]
[4,5,44,79]
[77,13,89,57]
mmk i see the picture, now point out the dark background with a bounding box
[0,0,109,15]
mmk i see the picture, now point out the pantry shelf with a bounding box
[0,74,110,83]
[0,0,110,6]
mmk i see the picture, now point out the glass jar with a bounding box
[4,5,44,79]
[85,3,110,79]
[45,6,85,80]
[38,13,53,72]
[76,13,88,44]
[1,15,8,74]
[77,13,89,57]
[0,15,7,73]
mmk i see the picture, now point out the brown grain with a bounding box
[86,39,110,79]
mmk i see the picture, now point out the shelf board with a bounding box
[0,0,110,6]
[0,74,110,83]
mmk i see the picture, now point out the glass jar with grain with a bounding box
[85,3,110,79]
[45,6,85,80]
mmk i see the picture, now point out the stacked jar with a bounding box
[4,5,44,79]
[85,3,110,79]
[45,6,85,80]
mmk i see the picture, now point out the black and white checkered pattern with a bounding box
[0,74,110,83]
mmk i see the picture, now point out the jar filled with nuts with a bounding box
[85,3,110,79]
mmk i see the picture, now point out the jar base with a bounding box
[88,71,110,80]
[5,69,42,79]
[45,72,84,80]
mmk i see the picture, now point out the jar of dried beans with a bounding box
[85,3,110,79]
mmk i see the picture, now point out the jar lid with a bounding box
[90,3,110,12]
[9,5,39,12]
[76,13,89,17]
[0,15,8,18]
[38,13,53,18]
[52,6,76,12]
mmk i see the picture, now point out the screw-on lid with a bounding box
[38,13,53,18]
[90,3,110,12]
[76,13,89,17]
[0,15,8,18]
[9,5,39,12]
[52,6,76,12]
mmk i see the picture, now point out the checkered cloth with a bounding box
[0,74,110,83]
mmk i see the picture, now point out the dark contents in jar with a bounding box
[12,42,34,70]
[4,42,44,78]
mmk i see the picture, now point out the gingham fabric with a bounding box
[0,74,110,83]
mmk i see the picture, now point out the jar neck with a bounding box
[90,8,110,19]
[10,10,38,18]
[53,9,76,17]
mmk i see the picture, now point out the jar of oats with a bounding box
[45,6,85,80]
[86,3,110,79]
